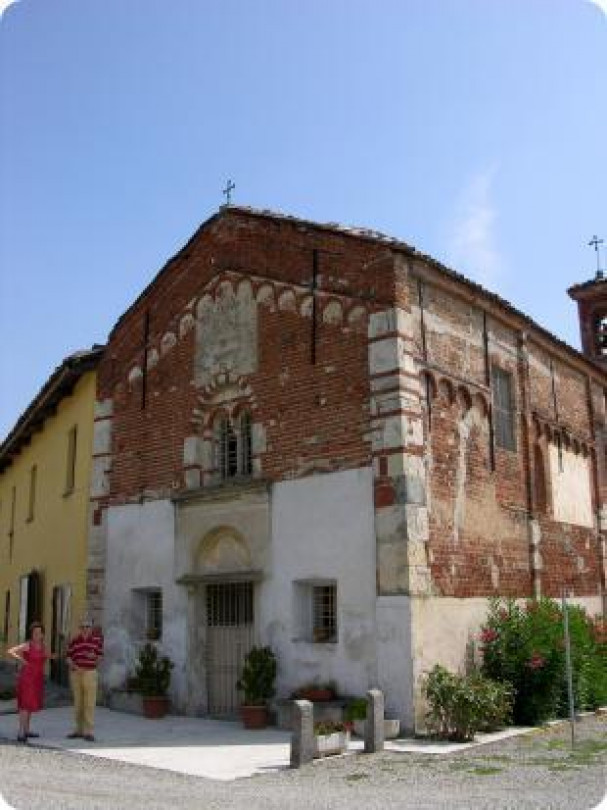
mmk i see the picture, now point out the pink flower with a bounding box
[480,628,499,644]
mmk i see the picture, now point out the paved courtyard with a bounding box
[0,705,604,809]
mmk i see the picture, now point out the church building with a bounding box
[88,206,606,729]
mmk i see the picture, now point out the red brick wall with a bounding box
[98,210,393,503]
[417,271,604,600]
[95,207,605,603]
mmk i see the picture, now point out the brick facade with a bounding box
[89,207,606,619]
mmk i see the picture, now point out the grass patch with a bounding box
[345,773,370,783]
[548,763,580,772]
[574,740,607,756]
[544,740,568,750]
[468,766,503,775]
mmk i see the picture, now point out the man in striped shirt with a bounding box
[65,617,103,742]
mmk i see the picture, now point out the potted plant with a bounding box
[236,646,277,729]
[134,642,174,719]
[345,697,367,737]
[313,720,350,757]
[292,680,337,702]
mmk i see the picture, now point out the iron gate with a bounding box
[206,581,254,716]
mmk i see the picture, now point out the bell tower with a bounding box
[568,235,607,368]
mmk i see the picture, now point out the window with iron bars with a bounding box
[312,584,337,643]
[146,590,162,641]
[215,411,253,480]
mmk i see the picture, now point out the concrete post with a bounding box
[365,689,385,753]
[290,699,315,768]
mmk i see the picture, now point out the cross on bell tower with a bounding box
[589,234,604,278]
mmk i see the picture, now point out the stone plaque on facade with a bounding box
[195,280,258,387]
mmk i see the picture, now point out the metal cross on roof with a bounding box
[589,234,604,278]
[222,179,235,206]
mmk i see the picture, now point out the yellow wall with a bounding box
[0,371,96,653]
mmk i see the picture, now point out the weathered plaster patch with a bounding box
[322,300,343,325]
[160,332,177,356]
[195,281,258,387]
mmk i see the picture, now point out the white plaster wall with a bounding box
[376,596,414,729]
[265,467,378,700]
[409,594,604,730]
[549,447,594,528]
[409,597,501,730]
[103,500,188,709]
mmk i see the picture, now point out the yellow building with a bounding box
[0,347,103,683]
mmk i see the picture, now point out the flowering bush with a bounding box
[479,597,607,725]
[422,665,513,742]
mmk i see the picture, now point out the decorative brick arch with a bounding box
[456,385,472,414]
[437,377,455,406]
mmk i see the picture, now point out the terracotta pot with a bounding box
[296,688,335,702]
[142,695,170,719]
[240,704,268,729]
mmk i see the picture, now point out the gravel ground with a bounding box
[0,714,605,810]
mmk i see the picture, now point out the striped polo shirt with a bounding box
[67,632,103,670]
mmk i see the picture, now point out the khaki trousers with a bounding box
[70,669,98,734]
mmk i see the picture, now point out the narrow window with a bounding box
[3,590,9,643]
[27,465,37,522]
[146,590,163,640]
[534,445,547,513]
[595,313,607,356]
[218,416,238,480]
[239,411,253,476]
[8,486,16,561]
[556,434,564,473]
[65,426,78,494]
[215,415,238,480]
[312,584,337,643]
[491,367,516,451]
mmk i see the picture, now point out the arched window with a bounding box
[214,411,253,481]
[595,313,607,356]
[534,444,547,514]
[239,411,253,476]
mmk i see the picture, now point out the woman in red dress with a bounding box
[7,621,56,742]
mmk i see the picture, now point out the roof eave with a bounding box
[0,346,104,473]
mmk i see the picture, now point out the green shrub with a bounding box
[236,646,277,706]
[422,665,513,742]
[479,597,607,726]
[134,643,174,697]
[344,697,367,723]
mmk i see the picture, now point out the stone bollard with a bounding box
[290,699,315,768]
[364,688,385,753]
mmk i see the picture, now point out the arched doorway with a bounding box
[196,528,257,716]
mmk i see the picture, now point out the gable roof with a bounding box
[110,205,605,380]
[0,346,104,473]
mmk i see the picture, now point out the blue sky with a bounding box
[1,0,606,440]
